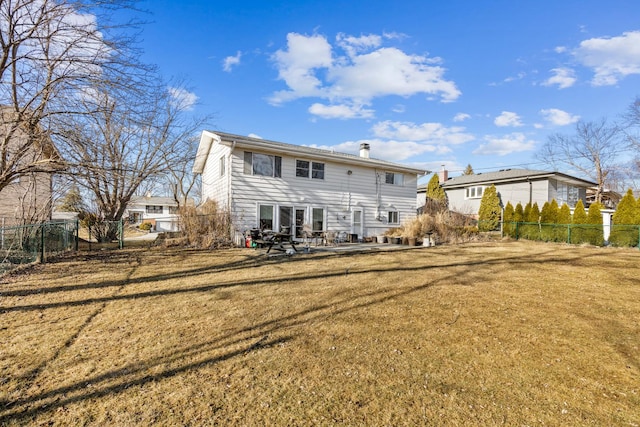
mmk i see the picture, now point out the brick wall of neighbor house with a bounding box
[0,172,52,226]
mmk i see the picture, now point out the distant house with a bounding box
[125,195,192,232]
[0,108,59,226]
[418,168,597,215]
[192,131,427,243]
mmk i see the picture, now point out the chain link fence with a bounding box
[1,219,126,274]
[1,220,78,274]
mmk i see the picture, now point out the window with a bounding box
[244,151,282,177]
[146,205,163,214]
[385,172,404,186]
[296,160,309,177]
[312,207,324,232]
[259,205,274,230]
[557,183,580,207]
[169,206,178,215]
[296,160,325,179]
[312,162,325,179]
[465,186,485,199]
[220,156,225,176]
[388,211,399,224]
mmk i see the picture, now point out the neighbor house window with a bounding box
[259,204,274,230]
[385,172,404,186]
[312,207,325,232]
[244,151,282,177]
[169,206,178,215]
[465,186,485,199]
[557,183,580,207]
[388,211,399,224]
[296,160,325,179]
[220,156,225,176]
[146,205,163,214]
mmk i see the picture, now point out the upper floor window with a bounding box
[146,205,163,214]
[244,151,282,177]
[385,172,404,186]
[296,160,325,180]
[388,211,399,224]
[465,186,485,199]
[169,206,179,215]
[220,156,225,176]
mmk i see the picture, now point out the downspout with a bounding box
[528,177,532,205]
[227,141,236,212]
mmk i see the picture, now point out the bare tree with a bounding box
[0,0,143,193]
[163,134,202,208]
[56,81,206,223]
[537,119,624,202]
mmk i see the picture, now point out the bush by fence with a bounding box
[496,221,640,249]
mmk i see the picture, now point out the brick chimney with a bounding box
[359,143,370,158]
[438,165,448,183]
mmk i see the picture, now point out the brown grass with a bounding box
[1,241,639,425]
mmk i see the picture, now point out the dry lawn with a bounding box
[1,241,639,426]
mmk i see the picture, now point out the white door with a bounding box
[351,208,363,240]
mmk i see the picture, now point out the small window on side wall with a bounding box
[385,172,404,186]
[388,211,399,224]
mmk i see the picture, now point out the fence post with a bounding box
[567,224,571,244]
[75,219,79,251]
[515,222,519,240]
[40,224,45,263]
[119,219,124,249]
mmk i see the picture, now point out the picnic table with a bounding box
[255,232,298,254]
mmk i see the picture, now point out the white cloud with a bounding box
[453,113,470,122]
[574,30,640,86]
[494,111,523,127]
[392,104,406,113]
[223,51,242,72]
[555,46,567,54]
[168,87,198,111]
[308,102,374,119]
[539,108,580,126]
[269,32,461,112]
[371,120,474,145]
[248,133,263,139]
[321,138,444,162]
[308,120,474,162]
[270,33,333,103]
[542,67,576,89]
[473,133,536,156]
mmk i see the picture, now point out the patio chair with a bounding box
[324,231,337,246]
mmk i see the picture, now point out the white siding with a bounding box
[227,149,417,238]
[201,143,231,209]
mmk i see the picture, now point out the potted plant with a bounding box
[384,227,403,244]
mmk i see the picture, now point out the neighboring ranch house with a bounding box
[0,108,58,227]
[125,195,191,232]
[192,131,427,243]
[418,168,597,215]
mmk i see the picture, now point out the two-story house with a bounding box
[192,131,427,243]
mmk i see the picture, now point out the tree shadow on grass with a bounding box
[0,258,499,423]
[0,245,625,423]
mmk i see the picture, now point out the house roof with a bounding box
[128,196,195,207]
[418,169,597,191]
[193,130,428,175]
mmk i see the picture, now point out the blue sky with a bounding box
[133,0,640,182]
